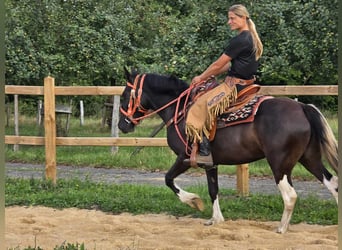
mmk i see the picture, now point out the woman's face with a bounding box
[227,11,247,32]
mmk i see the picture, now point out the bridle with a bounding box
[120,73,196,152]
[119,74,149,125]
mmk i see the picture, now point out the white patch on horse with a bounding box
[204,195,224,226]
[277,175,297,234]
[323,175,338,204]
[175,184,203,211]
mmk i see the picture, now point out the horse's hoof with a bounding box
[189,197,204,211]
[276,227,287,234]
[204,219,214,226]
[204,216,224,226]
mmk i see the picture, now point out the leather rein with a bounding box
[120,74,195,149]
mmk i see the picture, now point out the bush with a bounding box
[5,0,338,112]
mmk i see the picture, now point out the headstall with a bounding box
[120,74,198,152]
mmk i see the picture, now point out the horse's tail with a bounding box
[301,104,338,175]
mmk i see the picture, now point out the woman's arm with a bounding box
[192,53,232,84]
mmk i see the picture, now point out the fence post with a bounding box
[5,103,10,127]
[236,164,249,196]
[37,100,43,126]
[44,76,57,184]
[80,100,84,126]
[110,95,120,154]
[13,94,19,151]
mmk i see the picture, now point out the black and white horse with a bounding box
[118,69,338,233]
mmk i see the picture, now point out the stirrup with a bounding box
[196,153,213,167]
[189,142,199,168]
[183,155,215,170]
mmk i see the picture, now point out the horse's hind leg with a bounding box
[300,157,338,203]
[267,151,301,233]
[322,168,338,203]
[276,174,298,234]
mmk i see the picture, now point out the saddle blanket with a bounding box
[218,95,273,128]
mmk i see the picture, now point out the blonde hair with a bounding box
[229,4,263,60]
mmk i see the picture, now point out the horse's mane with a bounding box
[146,73,189,97]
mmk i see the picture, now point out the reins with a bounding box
[120,74,197,153]
[119,74,170,124]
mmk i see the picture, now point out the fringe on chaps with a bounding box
[185,83,237,143]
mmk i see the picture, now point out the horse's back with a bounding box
[257,97,311,140]
[212,97,311,165]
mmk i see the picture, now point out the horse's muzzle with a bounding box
[118,116,136,133]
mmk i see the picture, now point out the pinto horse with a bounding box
[118,68,338,233]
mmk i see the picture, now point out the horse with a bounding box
[118,68,338,233]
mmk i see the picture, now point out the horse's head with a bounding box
[118,67,149,133]
[118,67,190,133]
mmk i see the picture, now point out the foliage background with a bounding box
[5,0,338,113]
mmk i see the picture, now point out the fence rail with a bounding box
[5,84,339,96]
[5,77,338,195]
[5,136,168,146]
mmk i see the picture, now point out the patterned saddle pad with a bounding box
[217,95,273,128]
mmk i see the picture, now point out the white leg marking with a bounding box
[277,175,297,234]
[175,184,204,211]
[323,176,338,204]
[204,195,225,226]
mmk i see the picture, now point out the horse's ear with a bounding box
[110,76,116,86]
[124,66,140,82]
[131,67,139,76]
[124,66,131,81]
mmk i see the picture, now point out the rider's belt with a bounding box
[224,76,256,87]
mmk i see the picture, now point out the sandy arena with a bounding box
[5,206,337,250]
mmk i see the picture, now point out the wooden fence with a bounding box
[5,77,338,195]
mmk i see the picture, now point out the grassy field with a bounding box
[5,112,338,179]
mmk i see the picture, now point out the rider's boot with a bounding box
[184,136,213,168]
[196,136,213,167]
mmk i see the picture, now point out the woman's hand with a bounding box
[191,76,203,85]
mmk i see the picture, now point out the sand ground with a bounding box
[5,206,337,250]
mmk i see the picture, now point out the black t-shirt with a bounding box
[224,30,258,80]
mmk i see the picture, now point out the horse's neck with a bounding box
[155,103,177,124]
[145,76,188,125]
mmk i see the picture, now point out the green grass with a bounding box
[6,177,337,225]
[5,113,338,179]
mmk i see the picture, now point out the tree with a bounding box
[5,0,338,112]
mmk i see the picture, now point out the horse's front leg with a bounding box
[204,166,225,225]
[165,156,204,211]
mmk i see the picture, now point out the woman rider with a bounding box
[185,4,263,168]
